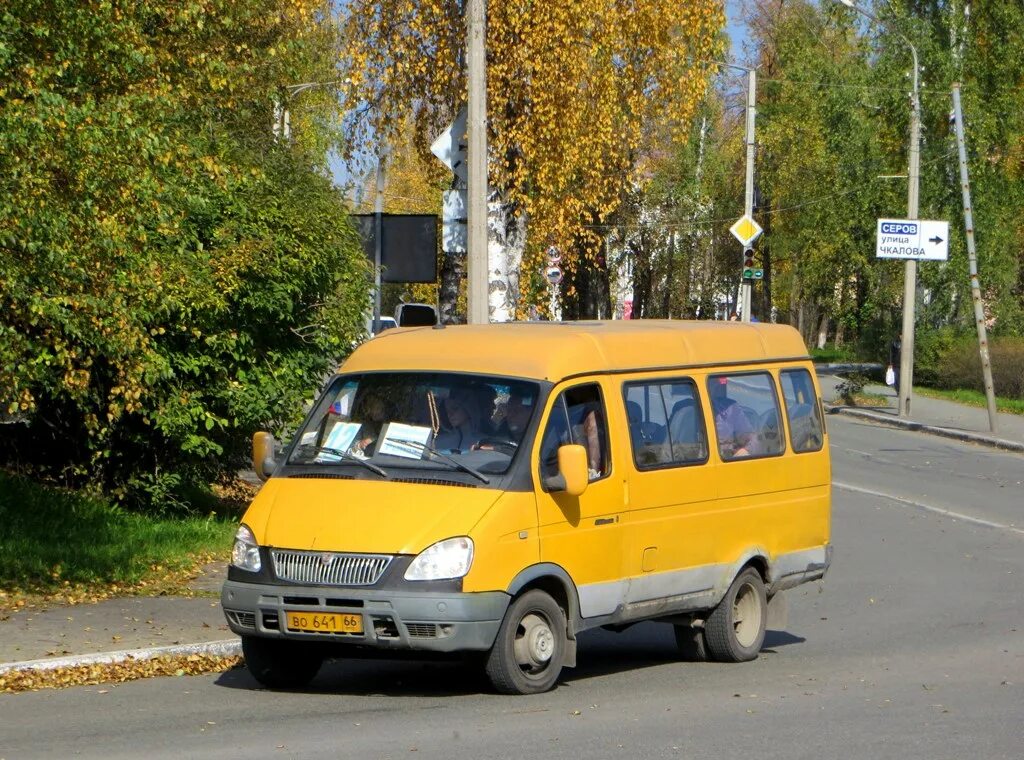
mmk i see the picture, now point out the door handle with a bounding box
[594,517,618,526]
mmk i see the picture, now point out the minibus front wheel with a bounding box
[485,589,567,695]
[704,568,767,663]
[242,635,324,690]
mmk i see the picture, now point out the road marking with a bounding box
[841,447,875,458]
[833,480,1024,537]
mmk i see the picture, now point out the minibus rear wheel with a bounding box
[242,635,323,689]
[485,589,566,694]
[704,568,767,662]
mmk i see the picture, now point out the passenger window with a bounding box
[540,384,611,483]
[780,369,825,453]
[706,372,784,460]
[624,380,708,469]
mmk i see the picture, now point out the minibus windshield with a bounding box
[288,372,540,478]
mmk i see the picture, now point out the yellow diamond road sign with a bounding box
[730,215,763,247]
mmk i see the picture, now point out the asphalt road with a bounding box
[2,415,1022,760]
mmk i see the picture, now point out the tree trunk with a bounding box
[487,197,525,322]
[439,250,465,324]
[662,231,676,318]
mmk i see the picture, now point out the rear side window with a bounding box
[780,369,825,452]
[706,372,785,460]
[623,380,708,469]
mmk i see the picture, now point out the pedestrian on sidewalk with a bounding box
[888,337,902,395]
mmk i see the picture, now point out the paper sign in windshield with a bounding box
[377,423,432,459]
[315,421,361,462]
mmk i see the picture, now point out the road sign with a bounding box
[546,245,561,264]
[875,219,949,261]
[430,107,468,182]
[442,189,467,253]
[730,215,763,247]
[546,266,563,286]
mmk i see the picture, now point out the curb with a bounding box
[825,404,1024,454]
[814,363,883,375]
[0,638,241,676]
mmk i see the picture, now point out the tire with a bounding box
[242,635,324,690]
[673,624,709,662]
[704,567,767,663]
[485,590,566,695]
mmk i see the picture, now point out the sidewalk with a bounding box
[816,371,1024,453]
[3,372,1022,685]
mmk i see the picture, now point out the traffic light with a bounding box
[742,251,764,281]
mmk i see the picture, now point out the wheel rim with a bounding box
[513,612,556,676]
[732,581,762,648]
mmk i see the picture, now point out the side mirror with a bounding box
[252,432,278,482]
[543,443,589,497]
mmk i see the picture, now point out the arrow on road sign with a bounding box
[929,235,944,244]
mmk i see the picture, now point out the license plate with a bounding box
[285,611,363,634]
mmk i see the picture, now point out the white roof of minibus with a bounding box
[340,320,811,383]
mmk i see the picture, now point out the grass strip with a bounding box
[0,472,235,601]
[914,387,1024,415]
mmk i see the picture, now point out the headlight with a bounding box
[231,524,262,572]
[404,537,474,581]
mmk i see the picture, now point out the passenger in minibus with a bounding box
[709,377,757,459]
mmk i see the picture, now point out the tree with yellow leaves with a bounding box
[339,0,725,316]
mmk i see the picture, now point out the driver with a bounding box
[495,390,533,439]
[474,390,534,455]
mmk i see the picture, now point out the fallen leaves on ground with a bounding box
[0,653,243,693]
[0,551,226,614]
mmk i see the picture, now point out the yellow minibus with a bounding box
[222,320,831,694]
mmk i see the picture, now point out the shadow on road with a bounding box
[214,622,810,697]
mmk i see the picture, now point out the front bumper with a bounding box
[221,579,510,653]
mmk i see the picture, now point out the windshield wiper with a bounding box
[312,447,389,479]
[388,439,491,485]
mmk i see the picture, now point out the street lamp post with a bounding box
[837,0,920,418]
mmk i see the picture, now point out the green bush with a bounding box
[834,373,868,405]
[936,337,1024,400]
[0,1,371,512]
[912,326,960,388]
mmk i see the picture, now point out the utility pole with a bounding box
[836,0,919,419]
[466,0,489,324]
[900,46,921,419]
[373,153,386,333]
[951,83,998,432]
[741,68,756,323]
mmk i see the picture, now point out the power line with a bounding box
[582,149,957,234]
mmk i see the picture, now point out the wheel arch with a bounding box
[719,548,771,599]
[506,563,581,635]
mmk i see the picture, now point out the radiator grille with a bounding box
[271,549,392,586]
